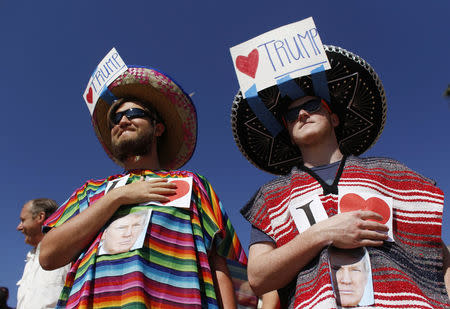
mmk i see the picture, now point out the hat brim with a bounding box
[231,45,387,175]
[92,67,197,170]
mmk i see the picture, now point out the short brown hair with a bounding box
[30,198,58,220]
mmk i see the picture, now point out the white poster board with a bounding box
[83,47,127,114]
[338,191,394,242]
[105,175,193,209]
[230,17,330,98]
[142,176,193,208]
[288,195,328,233]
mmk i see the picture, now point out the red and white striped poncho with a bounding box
[242,156,449,308]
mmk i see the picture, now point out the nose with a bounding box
[117,114,132,126]
[338,268,352,284]
[122,226,133,237]
[297,108,310,120]
[298,108,309,118]
[17,222,23,231]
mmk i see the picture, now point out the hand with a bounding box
[111,177,177,205]
[316,210,389,249]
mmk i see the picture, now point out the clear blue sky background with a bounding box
[1,1,449,306]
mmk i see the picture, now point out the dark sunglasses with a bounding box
[112,108,150,125]
[283,99,330,122]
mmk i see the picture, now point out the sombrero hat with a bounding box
[91,66,197,170]
[231,45,386,175]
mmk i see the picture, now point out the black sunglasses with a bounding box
[112,108,151,125]
[284,99,324,122]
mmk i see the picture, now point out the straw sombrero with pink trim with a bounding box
[91,66,197,170]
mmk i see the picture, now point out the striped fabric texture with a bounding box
[242,156,449,308]
[45,170,249,308]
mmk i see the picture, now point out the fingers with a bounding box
[358,229,389,242]
[359,219,389,233]
[357,211,389,231]
[333,230,387,249]
[335,210,389,230]
[136,178,180,200]
[356,211,389,246]
[116,177,182,205]
[140,184,177,203]
[147,193,171,202]
[132,178,177,190]
[358,239,385,247]
[145,177,170,184]
[359,210,385,222]
[148,187,177,198]
[146,178,177,189]
[329,211,390,249]
[355,211,389,242]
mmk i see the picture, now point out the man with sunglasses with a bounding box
[232,45,450,308]
[39,64,254,308]
[108,99,165,164]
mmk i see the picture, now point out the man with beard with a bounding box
[39,61,251,308]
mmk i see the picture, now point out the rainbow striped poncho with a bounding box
[45,170,253,308]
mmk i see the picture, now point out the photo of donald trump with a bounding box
[98,210,151,255]
[328,246,374,307]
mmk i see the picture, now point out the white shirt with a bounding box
[16,243,70,309]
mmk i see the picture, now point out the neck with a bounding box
[123,151,161,171]
[300,139,343,168]
[31,237,43,249]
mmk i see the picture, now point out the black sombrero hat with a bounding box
[231,45,387,175]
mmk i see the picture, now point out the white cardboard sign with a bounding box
[105,174,130,194]
[288,195,329,234]
[142,176,193,208]
[230,17,330,98]
[105,175,193,209]
[83,47,128,115]
[338,190,394,242]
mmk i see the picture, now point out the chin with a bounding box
[339,296,360,307]
[296,135,321,147]
[114,135,135,146]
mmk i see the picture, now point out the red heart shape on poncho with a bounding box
[339,193,390,224]
[86,87,93,104]
[162,180,190,205]
[236,49,259,79]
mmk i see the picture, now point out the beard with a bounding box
[111,129,154,162]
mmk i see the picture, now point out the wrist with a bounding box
[308,221,332,248]
[105,187,126,208]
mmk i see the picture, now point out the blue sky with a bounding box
[1,1,449,306]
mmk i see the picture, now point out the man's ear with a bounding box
[154,123,165,137]
[330,113,339,128]
[36,211,46,224]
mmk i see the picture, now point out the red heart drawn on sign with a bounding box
[86,87,93,104]
[162,180,190,205]
[236,49,259,79]
[339,193,390,224]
